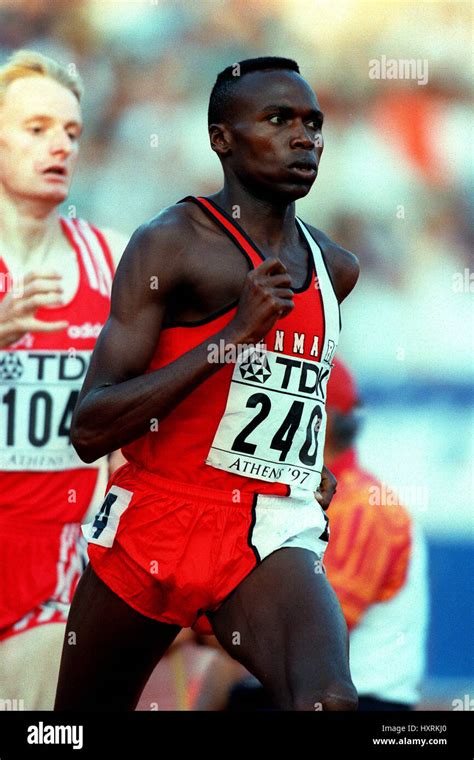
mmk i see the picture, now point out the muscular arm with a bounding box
[71,209,294,463]
[71,215,240,463]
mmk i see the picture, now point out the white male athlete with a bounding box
[0,50,126,709]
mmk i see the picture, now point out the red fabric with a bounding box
[88,463,260,628]
[326,357,359,413]
[0,522,85,633]
[123,196,326,496]
[89,223,116,277]
[0,217,114,523]
[0,218,113,630]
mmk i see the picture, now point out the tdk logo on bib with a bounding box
[206,347,332,492]
[239,348,272,384]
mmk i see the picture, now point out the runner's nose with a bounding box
[49,127,72,157]
[289,122,315,150]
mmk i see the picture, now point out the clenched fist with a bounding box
[229,257,294,345]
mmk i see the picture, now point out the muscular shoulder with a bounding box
[111,201,202,295]
[129,201,203,259]
[304,222,360,303]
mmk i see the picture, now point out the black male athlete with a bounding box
[55,57,360,711]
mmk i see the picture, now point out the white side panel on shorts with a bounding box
[251,492,329,563]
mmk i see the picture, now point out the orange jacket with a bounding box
[324,449,412,629]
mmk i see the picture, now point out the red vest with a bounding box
[123,197,340,496]
[0,217,114,525]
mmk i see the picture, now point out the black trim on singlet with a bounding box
[161,196,252,329]
[163,297,240,329]
[179,195,256,272]
[178,195,315,294]
[302,224,343,332]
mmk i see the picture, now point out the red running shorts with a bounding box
[84,462,329,628]
[0,522,87,642]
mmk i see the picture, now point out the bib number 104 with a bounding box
[231,392,323,466]
[1,388,79,447]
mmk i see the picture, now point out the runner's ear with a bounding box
[209,123,233,159]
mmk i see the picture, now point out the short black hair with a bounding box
[208,56,300,126]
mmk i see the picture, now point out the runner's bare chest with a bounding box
[164,218,313,327]
[1,237,80,305]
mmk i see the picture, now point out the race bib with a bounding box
[206,347,332,492]
[0,350,95,471]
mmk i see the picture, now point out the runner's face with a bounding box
[225,71,324,201]
[0,76,82,205]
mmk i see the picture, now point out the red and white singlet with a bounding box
[0,217,114,632]
[123,196,341,497]
[0,217,115,523]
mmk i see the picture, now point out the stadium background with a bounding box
[0,0,472,709]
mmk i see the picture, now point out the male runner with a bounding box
[0,50,126,709]
[55,57,360,712]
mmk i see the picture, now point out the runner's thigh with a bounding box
[208,547,356,710]
[54,564,181,711]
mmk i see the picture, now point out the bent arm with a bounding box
[71,221,241,463]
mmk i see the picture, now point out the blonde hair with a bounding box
[0,49,83,104]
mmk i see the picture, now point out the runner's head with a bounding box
[324,358,363,462]
[208,57,323,203]
[0,50,83,207]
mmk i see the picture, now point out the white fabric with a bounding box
[349,524,429,704]
[0,349,96,471]
[82,485,133,548]
[252,491,329,563]
[206,219,340,494]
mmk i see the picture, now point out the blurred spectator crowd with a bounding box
[0,0,472,383]
[0,0,472,704]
